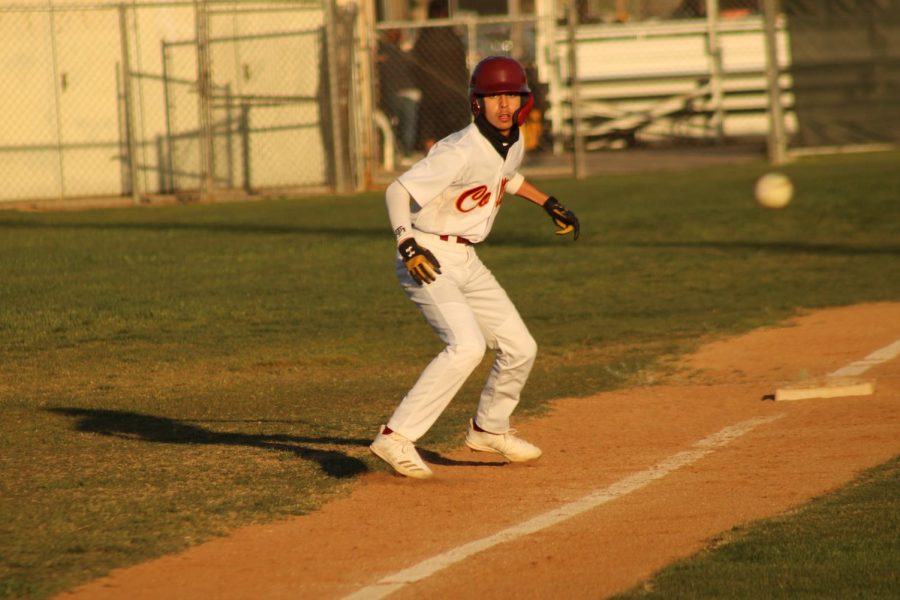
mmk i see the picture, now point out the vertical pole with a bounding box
[567,1,584,179]
[119,5,140,203]
[537,0,564,156]
[194,0,215,200]
[356,0,377,190]
[156,135,166,192]
[230,9,242,97]
[466,17,478,69]
[324,0,349,193]
[129,7,148,195]
[704,0,725,142]
[225,84,234,189]
[761,0,787,165]
[47,0,65,200]
[161,41,175,193]
[509,0,523,59]
[241,102,251,193]
[116,65,128,194]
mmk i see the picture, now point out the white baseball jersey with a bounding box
[397,123,526,243]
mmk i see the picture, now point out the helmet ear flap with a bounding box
[514,92,535,126]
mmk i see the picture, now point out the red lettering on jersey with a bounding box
[455,185,492,213]
[496,177,509,207]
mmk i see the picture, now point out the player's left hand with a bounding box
[543,197,580,241]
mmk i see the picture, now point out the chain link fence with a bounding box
[372,16,542,165]
[368,0,783,179]
[157,4,332,196]
[1,4,126,202]
[0,0,344,206]
[2,1,896,206]
[778,0,900,154]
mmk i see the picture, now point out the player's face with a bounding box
[482,94,522,136]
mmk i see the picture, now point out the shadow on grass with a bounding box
[486,234,900,256]
[0,219,384,240]
[623,240,900,256]
[47,407,369,479]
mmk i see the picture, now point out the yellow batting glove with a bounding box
[398,238,442,285]
[543,196,580,241]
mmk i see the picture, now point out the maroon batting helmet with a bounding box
[469,56,535,126]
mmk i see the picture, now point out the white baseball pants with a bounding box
[386,231,537,441]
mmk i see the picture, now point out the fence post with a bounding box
[156,135,167,193]
[761,0,787,165]
[535,0,564,156]
[240,102,252,193]
[354,1,376,191]
[325,0,350,193]
[46,3,66,201]
[509,0,524,61]
[566,1,585,179]
[224,84,235,189]
[465,16,478,68]
[704,0,726,142]
[194,0,215,200]
[161,41,175,193]
[118,6,140,203]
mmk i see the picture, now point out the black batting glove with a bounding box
[543,196,580,241]
[398,238,442,285]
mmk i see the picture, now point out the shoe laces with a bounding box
[489,428,526,451]
[390,433,419,456]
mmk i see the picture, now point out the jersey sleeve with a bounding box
[397,144,466,207]
[384,180,414,244]
[505,172,525,195]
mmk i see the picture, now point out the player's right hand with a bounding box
[398,238,442,285]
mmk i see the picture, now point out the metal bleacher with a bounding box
[551,16,794,149]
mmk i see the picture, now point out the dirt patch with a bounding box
[57,303,900,600]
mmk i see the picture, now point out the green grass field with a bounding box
[1,151,899,598]
[613,456,900,599]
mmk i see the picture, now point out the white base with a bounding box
[774,377,875,402]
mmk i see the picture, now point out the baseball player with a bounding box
[370,56,580,479]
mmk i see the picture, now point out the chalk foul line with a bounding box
[828,338,900,378]
[343,413,784,600]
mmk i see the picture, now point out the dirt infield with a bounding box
[58,303,900,600]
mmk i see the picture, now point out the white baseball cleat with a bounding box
[370,427,434,479]
[465,419,542,462]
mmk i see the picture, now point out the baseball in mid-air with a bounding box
[754,172,793,210]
